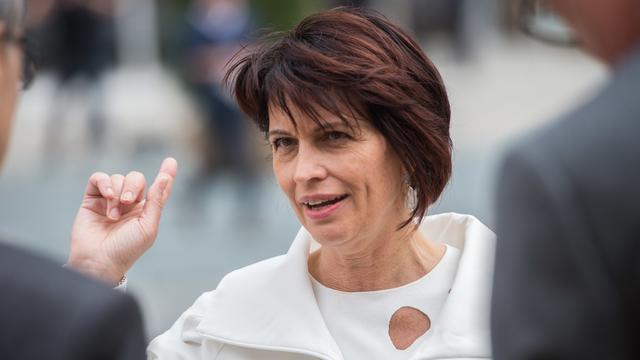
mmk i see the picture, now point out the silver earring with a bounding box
[404,175,417,212]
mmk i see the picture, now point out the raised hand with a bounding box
[67,158,178,285]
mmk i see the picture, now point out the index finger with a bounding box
[157,157,178,179]
[147,158,177,201]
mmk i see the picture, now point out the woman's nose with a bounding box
[292,145,328,184]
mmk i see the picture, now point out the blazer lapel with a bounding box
[413,214,495,359]
[196,228,343,360]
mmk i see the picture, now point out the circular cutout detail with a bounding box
[388,306,431,350]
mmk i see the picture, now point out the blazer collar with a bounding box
[196,213,495,359]
[196,227,343,359]
[412,213,495,359]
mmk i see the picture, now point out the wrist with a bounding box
[65,258,125,286]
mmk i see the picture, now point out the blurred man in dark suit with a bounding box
[0,1,153,358]
[492,0,640,358]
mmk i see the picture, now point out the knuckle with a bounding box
[127,172,146,189]
[147,194,165,211]
[127,171,144,179]
[90,172,108,181]
[153,196,165,209]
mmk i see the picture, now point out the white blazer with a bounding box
[147,213,496,360]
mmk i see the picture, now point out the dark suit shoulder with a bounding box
[0,242,146,360]
[503,49,640,234]
[495,49,640,359]
[512,47,640,168]
[0,242,123,306]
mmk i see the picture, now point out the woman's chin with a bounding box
[296,200,362,247]
[306,224,352,247]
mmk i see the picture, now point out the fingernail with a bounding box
[109,207,120,220]
[105,187,114,198]
[122,192,133,202]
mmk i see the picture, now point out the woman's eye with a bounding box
[272,137,296,151]
[326,131,350,142]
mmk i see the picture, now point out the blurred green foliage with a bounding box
[155,0,328,68]
[156,0,189,68]
[251,0,326,30]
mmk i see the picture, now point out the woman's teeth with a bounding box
[304,195,347,209]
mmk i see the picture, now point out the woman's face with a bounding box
[268,104,408,248]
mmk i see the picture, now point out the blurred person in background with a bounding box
[28,0,117,156]
[183,0,261,217]
[328,0,368,6]
[412,0,472,59]
[68,7,496,359]
[492,0,640,359]
[0,0,165,358]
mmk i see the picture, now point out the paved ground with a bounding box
[0,34,605,336]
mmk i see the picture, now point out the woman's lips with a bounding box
[303,195,348,220]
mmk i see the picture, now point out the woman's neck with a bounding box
[308,226,446,292]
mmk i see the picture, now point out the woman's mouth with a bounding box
[302,194,348,220]
[303,194,348,209]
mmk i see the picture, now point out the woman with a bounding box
[68,7,495,360]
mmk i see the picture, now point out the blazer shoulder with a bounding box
[511,64,640,162]
[0,242,137,315]
[0,243,146,360]
[218,254,287,287]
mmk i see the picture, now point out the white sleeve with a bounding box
[147,291,224,359]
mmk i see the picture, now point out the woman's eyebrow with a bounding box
[313,120,351,133]
[267,120,352,138]
[267,129,291,138]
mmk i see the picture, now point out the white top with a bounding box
[310,245,461,360]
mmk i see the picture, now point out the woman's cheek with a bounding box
[274,162,298,209]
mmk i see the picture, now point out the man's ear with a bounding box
[0,23,6,56]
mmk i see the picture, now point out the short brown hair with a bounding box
[225,7,452,228]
